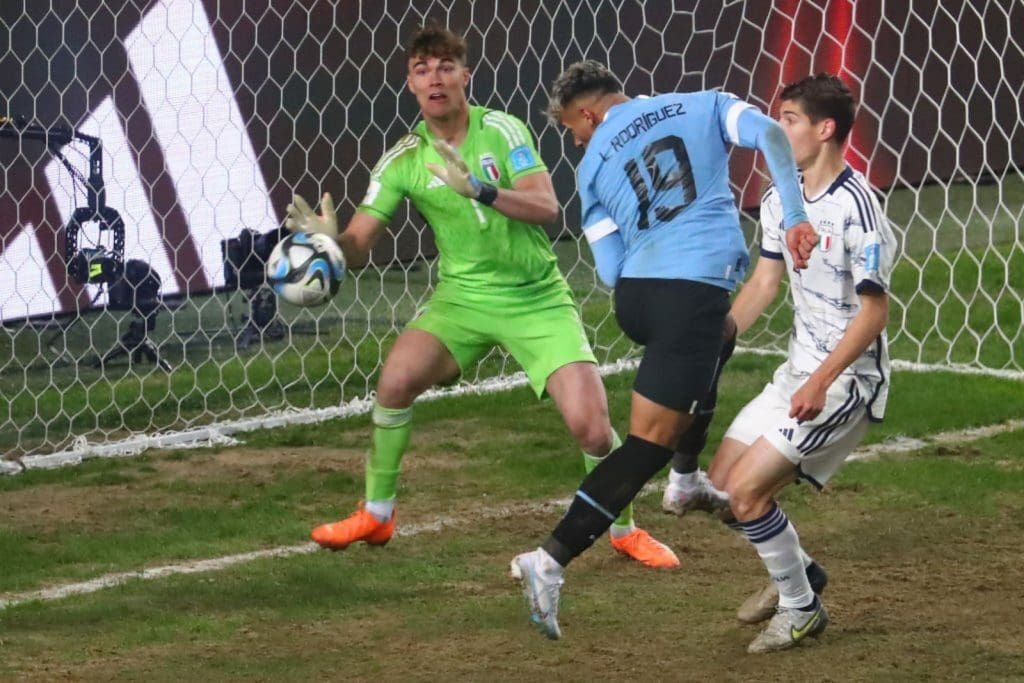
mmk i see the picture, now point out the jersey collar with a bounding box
[802,164,854,203]
[414,105,483,143]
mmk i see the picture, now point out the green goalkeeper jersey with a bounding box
[358,105,563,293]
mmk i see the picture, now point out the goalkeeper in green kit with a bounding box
[286,23,680,568]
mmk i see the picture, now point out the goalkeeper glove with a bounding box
[285,192,338,238]
[425,139,497,205]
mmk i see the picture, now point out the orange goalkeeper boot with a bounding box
[609,527,680,568]
[310,502,395,550]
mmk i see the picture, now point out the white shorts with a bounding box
[724,365,871,487]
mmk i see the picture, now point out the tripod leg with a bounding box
[135,341,172,372]
[95,307,170,371]
[94,317,143,369]
[93,340,130,368]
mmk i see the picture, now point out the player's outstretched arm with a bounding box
[335,211,388,269]
[730,255,786,336]
[497,171,560,225]
[426,139,558,225]
[286,193,386,269]
[789,290,889,421]
[732,107,818,269]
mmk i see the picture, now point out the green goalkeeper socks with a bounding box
[582,430,634,530]
[365,403,413,502]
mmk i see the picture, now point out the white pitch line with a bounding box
[845,418,1024,462]
[2,418,1021,611]
[0,544,321,610]
[0,498,571,611]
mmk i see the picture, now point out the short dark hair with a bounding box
[780,73,856,144]
[405,23,469,64]
[546,60,623,124]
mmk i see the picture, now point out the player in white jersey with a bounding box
[707,74,896,653]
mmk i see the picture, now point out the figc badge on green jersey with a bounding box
[479,153,500,182]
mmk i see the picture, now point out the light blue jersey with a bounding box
[580,91,807,290]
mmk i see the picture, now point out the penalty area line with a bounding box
[1,418,1021,610]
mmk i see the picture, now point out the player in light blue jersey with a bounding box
[575,91,807,287]
[511,60,818,639]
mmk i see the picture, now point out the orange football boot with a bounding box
[310,502,395,550]
[609,527,680,568]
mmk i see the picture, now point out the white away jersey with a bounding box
[760,165,896,421]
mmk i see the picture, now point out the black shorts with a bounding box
[614,278,730,412]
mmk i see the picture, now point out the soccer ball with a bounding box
[266,232,346,307]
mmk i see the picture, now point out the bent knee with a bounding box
[568,416,613,456]
[724,477,769,521]
[579,429,613,457]
[376,371,422,408]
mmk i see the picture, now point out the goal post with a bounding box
[0,0,1021,463]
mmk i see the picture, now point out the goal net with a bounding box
[1,0,1021,464]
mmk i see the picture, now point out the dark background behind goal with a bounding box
[1,0,1021,319]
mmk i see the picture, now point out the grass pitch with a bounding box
[1,358,1023,681]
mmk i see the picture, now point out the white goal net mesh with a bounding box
[1,0,1021,462]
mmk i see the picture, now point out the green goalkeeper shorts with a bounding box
[407,279,598,398]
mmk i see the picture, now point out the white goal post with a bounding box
[0,0,1021,464]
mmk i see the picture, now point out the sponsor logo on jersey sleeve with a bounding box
[508,144,537,172]
[479,153,501,182]
[863,243,880,271]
